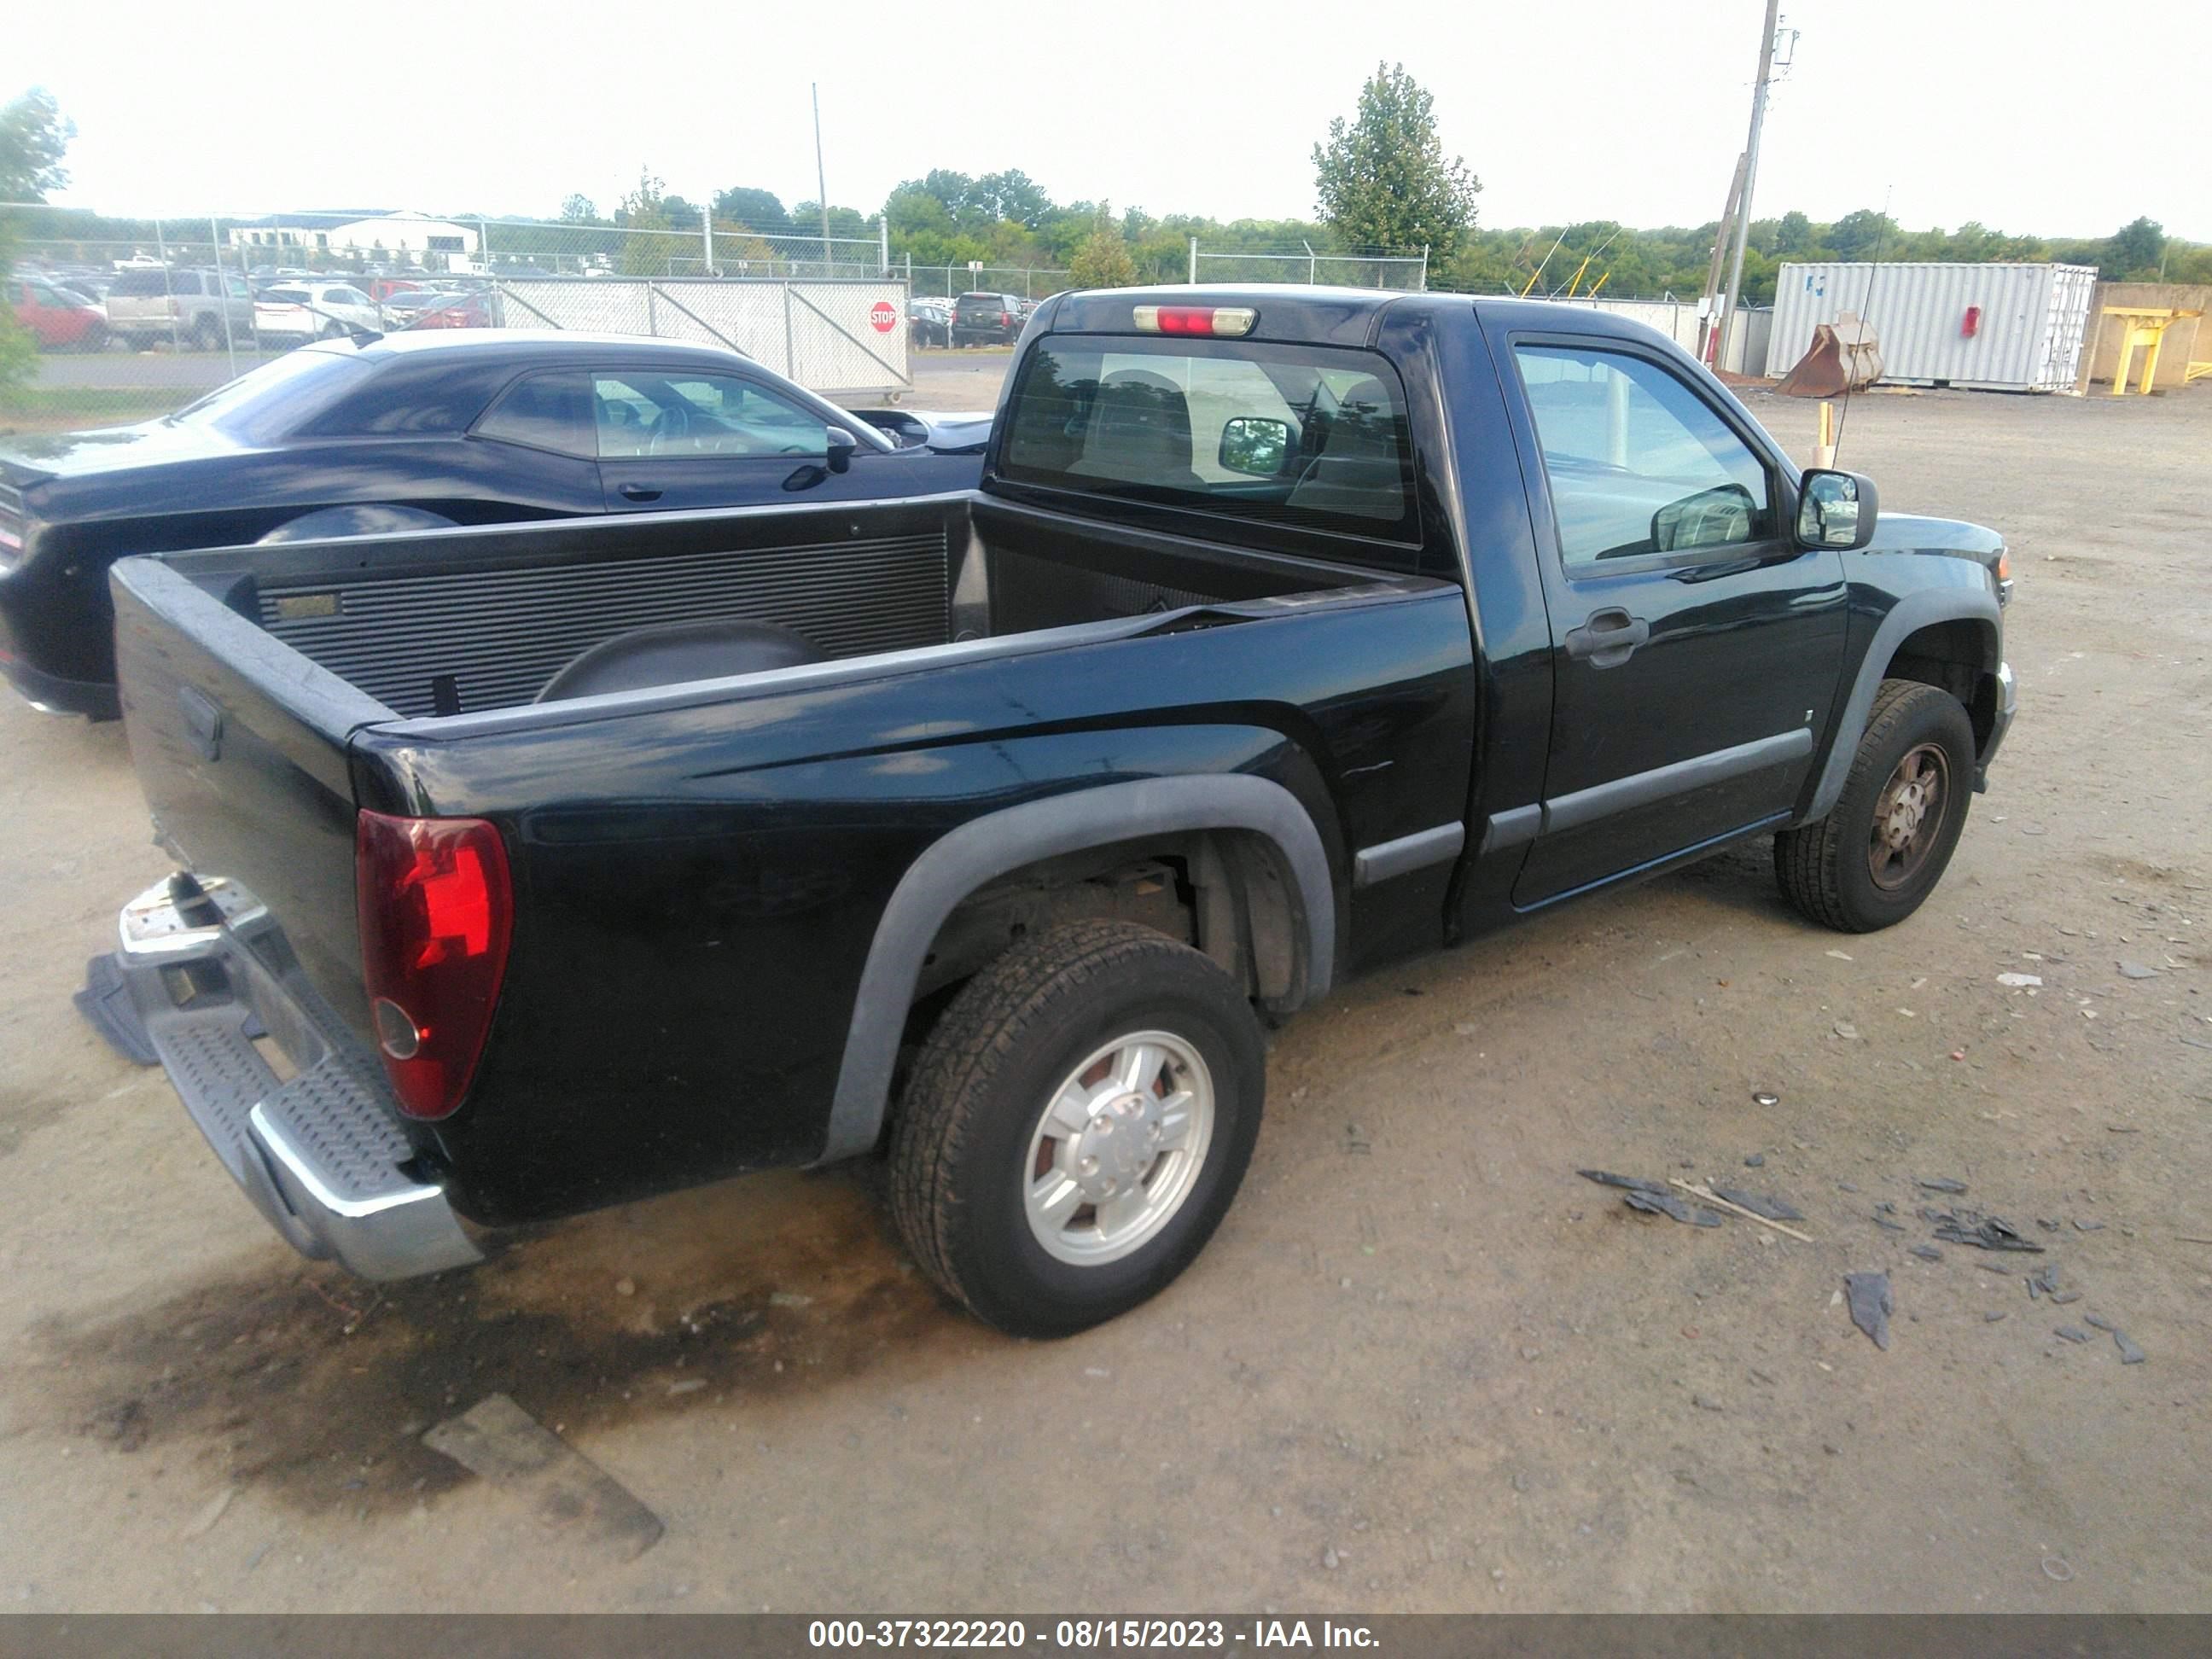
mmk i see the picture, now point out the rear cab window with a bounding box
[998,335,1418,550]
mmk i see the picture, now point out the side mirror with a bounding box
[1652,482,1756,553]
[1219,416,1291,477]
[824,426,859,474]
[1796,468,1879,551]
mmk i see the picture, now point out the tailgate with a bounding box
[110,554,393,1043]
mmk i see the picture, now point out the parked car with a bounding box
[405,287,497,329]
[952,290,1025,346]
[10,276,109,352]
[380,287,474,328]
[253,280,382,344]
[101,267,255,351]
[0,330,995,717]
[79,288,2015,1337]
[908,297,953,347]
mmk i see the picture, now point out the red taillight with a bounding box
[1132,304,1257,337]
[999,311,1012,327]
[355,810,512,1121]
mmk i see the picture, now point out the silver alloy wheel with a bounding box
[1867,740,1950,890]
[1023,1030,1215,1266]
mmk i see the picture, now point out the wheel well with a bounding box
[911,831,1306,1021]
[1883,620,1998,751]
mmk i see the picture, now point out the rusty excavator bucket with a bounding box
[1777,311,1884,398]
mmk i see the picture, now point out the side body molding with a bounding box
[1801,586,2000,824]
[816,774,1338,1165]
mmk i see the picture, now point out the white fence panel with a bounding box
[492,276,911,398]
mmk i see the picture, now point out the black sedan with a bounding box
[0,331,991,718]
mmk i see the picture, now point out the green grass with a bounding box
[0,383,191,434]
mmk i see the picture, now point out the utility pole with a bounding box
[702,191,714,277]
[1718,0,1781,370]
[1699,152,1747,363]
[812,83,833,274]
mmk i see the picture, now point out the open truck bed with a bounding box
[104,488,1469,1275]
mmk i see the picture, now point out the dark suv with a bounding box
[952,291,1024,346]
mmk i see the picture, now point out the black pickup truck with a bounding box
[84,287,2015,1336]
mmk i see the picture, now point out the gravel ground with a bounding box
[0,378,2206,1614]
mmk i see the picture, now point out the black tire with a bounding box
[1775,678,1976,932]
[890,920,1266,1337]
[193,313,223,351]
[76,321,109,354]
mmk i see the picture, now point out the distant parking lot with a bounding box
[2,374,2208,1614]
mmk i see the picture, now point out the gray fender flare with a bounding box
[815,773,1337,1164]
[1803,587,2000,824]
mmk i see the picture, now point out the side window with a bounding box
[1515,344,1773,568]
[592,373,828,460]
[474,372,595,457]
[173,272,203,296]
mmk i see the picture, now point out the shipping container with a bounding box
[1769,262,2098,393]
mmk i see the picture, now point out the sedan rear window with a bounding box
[166,346,376,442]
[998,336,1417,543]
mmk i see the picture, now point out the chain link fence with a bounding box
[3,206,1091,433]
[1190,242,1430,290]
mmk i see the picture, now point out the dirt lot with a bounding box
[1,377,2207,1615]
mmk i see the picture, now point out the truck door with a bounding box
[1502,335,1848,906]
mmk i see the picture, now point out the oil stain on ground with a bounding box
[26,1169,966,1518]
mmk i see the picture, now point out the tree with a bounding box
[1827,208,1898,262]
[558,193,598,224]
[2105,216,2164,279]
[2,90,75,393]
[1773,210,1814,257]
[1068,213,1138,288]
[1312,64,1480,257]
[613,168,686,276]
[713,187,793,239]
[1,88,73,201]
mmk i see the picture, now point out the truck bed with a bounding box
[182,492,1382,720]
[110,488,1471,1232]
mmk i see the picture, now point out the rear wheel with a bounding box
[76,320,108,353]
[890,921,1266,1337]
[1775,678,1975,932]
[193,313,223,351]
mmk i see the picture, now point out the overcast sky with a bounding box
[15,0,2204,242]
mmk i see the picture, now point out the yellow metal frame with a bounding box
[2098,306,2205,395]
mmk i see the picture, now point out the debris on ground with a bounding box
[1577,1169,1669,1194]
[2116,961,2162,980]
[2054,1326,2091,1344]
[1844,1272,1893,1350]
[423,1394,664,1560]
[2072,1220,2105,1232]
[1918,1178,1970,1194]
[1983,1311,2008,1323]
[1744,1153,1766,1167]
[1623,1189,1723,1227]
[1996,973,2043,988]
[1674,1180,1813,1240]
[1833,1022,1860,1040]
[1711,1187,1805,1222]
[2048,1289,2082,1306]
[1931,1211,2046,1254]
[1909,1244,1943,1262]
[179,1485,236,1541]
[2114,1331,2147,1365]
[1752,1090,1780,1107]
[2028,1264,2060,1300]
[1873,1216,1906,1232]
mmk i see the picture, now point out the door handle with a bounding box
[616,482,662,503]
[1563,607,1650,667]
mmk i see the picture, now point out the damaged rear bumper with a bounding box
[80,876,482,1280]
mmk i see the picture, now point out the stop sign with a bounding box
[870,300,897,334]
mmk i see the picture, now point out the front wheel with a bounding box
[890,920,1266,1337]
[1775,678,1976,932]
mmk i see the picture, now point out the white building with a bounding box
[229,212,481,269]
